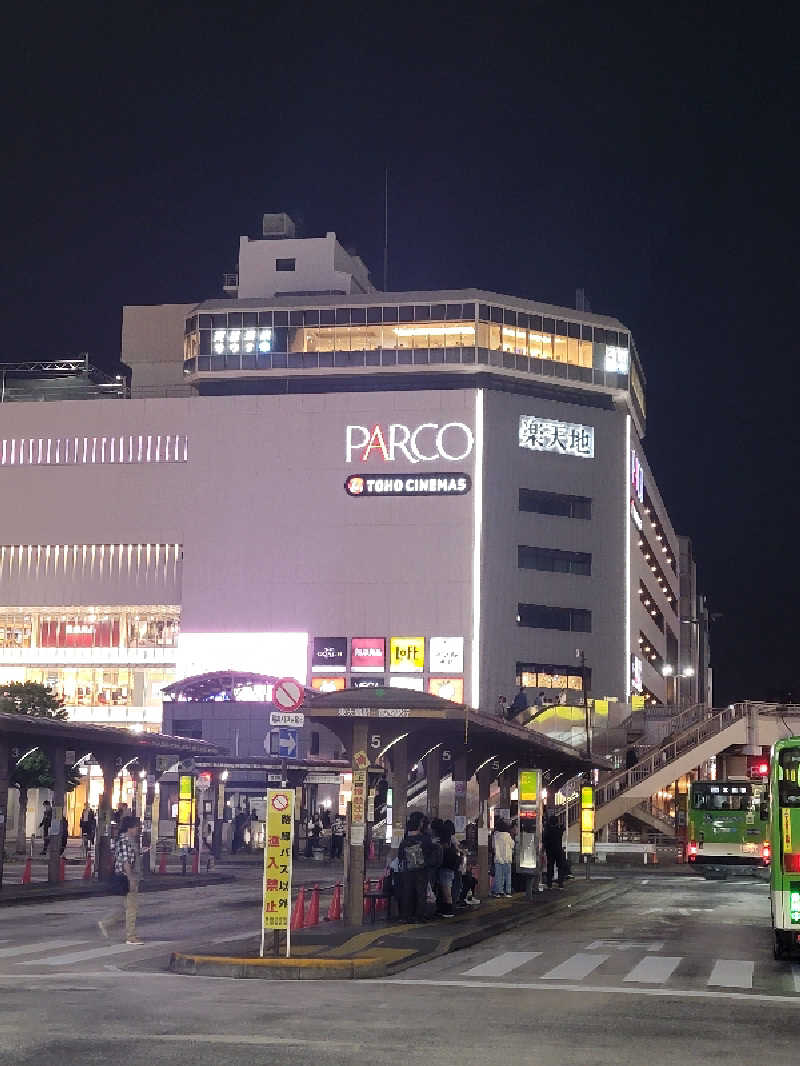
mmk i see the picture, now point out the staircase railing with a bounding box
[558,703,748,825]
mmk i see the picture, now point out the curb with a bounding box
[167,880,624,980]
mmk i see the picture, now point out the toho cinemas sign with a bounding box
[345,421,474,464]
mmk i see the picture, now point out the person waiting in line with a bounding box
[331,816,346,859]
[79,804,96,858]
[59,813,69,856]
[456,837,480,906]
[397,811,435,922]
[438,821,460,917]
[492,819,514,897]
[543,814,566,889]
[39,800,52,855]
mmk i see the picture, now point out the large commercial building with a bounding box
[0,214,705,772]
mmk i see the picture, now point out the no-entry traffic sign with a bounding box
[273,676,304,712]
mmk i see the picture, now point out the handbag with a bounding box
[110,871,129,895]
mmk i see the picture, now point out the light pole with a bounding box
[662,664,675,706]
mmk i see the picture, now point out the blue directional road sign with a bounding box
[278,728,298,758]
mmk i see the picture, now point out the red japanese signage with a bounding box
[351,637,385,670]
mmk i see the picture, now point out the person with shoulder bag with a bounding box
[98,815,143,944]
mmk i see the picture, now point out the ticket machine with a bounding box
[516,768,542,896]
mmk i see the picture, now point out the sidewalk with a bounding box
[170,875,625,980]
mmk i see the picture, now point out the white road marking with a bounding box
[461,951,541,977]
[23,941,169,966]
[586,940,664,952]
[624,955,682,984]
[376,977,800,1005]
[540,953,609,980]
[0,939,87,959]
[211,933,259,944]
[707,959,754,989]
[139,1035,363,1049]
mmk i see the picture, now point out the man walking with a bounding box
[543,814,566,889]
[98,815,143,944]
[39,800,52,855]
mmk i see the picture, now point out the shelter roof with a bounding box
[162,671,313,703]
[0,712,218,756]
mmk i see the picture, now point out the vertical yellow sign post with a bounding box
[261,789,295,958]
[580,785,595,879]
[177,774,195,849]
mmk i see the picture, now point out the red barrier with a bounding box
[290,886,306,930]
[58,857,66,883]
[327,882,342,921]
[21,857,32,885]
[82,852,93,879]
[305,883,320,927]
[158,850,168,874]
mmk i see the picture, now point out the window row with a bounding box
[6,665,174,708]
[637,529,677,611]
[0,608,180,650]
[518,545,591,577]
[639,580,664,633]
[516,602,592,632]
[638,631,663,673]
[515,662,586,691]
[183,322,618,368]
[519,488,592,520]
[186,304,628,348]
[0,434,188,467]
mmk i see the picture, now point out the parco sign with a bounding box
[345,422,474,464]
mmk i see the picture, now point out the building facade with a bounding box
[0,215,704,755]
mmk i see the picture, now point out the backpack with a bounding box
[402,841,426,871]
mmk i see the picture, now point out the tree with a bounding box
[0,682,79,853]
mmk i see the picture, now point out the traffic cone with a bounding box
[58,857,66,883]
[158,849,168,874]
[21,857,32,885]
[290,886,306,931]
[326,882,342,921]
[305,883,320,927]
[82,852,93,879]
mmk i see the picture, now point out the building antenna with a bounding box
[383,167,389,292]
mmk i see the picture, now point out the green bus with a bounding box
[769,738,800,959]
[686,780,770,872]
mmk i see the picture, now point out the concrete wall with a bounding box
[237,234,370,299]
[122,303,196,391]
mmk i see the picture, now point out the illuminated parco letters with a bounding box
[345,422,474,464]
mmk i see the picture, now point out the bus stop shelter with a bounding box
[304,687,608,924]
[0,712,217,890]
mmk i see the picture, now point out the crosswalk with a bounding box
[0,936,170,971]
[452,940,799,995]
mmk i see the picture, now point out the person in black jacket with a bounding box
[397,812,434,922]
[39,800,52,855]
[542,815,566,889]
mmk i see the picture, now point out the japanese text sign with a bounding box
[262,789,294,931]
[351,770,367,826]
[519,415,594,459]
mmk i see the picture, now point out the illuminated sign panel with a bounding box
[345,422,474,464]
[519,416,594,459]
[631,655,643,693]
[352,676,385,688]
[351,637,385,671]
[345,473,470,496]
[429,636,464,673]
[176,632,308,683]
[389,637,425,672]
[428,677,464,702]
[311,637,347,672]
[311,677,346,692]
[605,345,630,373]
[389,676,424,692]
[631,450,644,502]
[630,499,643,530]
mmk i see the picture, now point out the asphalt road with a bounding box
[0,868,798,1066]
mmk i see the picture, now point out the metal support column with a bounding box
[47,743,65,884]
[425,750,441,819]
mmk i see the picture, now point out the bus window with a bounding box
[778,782,800,808]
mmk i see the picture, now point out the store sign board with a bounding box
[351,637,385,670]
[428,677,464,702]
[389,676,424,691]
[311,677,346,693]
[345,422,474,464]
[345,473,471,497]
[519,415,594,459]
[312,637,347,672]
[351,770,367,826]
[519,770,540,804]
[352,676,385,688]
[631,450,644,502]
[389,637,424,672]
[429,636,464,673]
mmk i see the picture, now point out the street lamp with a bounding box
[662,664,674,677]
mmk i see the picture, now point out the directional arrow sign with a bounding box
[279,728,298,758]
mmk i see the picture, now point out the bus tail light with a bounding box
[762,842,771,864]
[784,853,800,874]
[687,841,698,861]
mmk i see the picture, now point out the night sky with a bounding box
[1,2,796,706]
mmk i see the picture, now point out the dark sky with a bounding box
[1,1,797,706]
